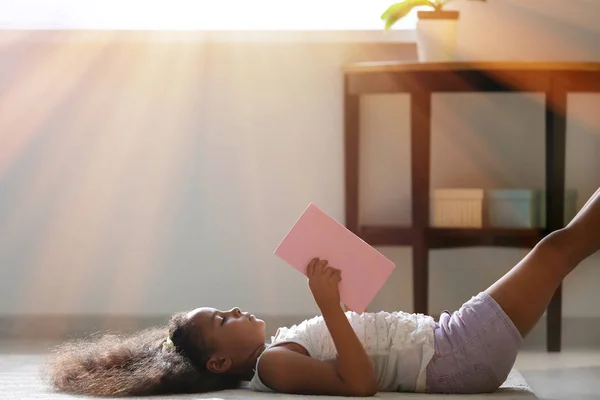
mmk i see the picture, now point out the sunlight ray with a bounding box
[101,40,204,324]
[14,34,140,334]
[0,33,120,176]
[49,41,179,324]
[1,36,123,261]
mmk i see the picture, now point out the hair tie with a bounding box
[162,337,175,353]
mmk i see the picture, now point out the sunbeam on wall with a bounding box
[0,33,208,336]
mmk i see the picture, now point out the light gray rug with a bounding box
[0,354,537,399]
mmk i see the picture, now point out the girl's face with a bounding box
[187,307,266,373]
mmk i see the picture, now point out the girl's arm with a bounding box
[258,259,378,397]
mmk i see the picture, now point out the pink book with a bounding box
[274,203,395,314]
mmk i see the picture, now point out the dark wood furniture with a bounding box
[343,62,600,352]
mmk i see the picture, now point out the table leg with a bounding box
[344,78,360,234]
[411,89,431,314]
[545,88,567,352]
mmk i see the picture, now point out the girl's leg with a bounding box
[485,187,600,337]
[577,187,600,215]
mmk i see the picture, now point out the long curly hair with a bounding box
[43,312,243,397]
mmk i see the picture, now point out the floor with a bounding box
[0,341,599,399]
[515,350,600,399]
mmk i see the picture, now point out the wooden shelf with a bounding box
[360,226,544,249]
[343,63,588,351]
[343,61,600,74]
[360,226,414,246]
[427,227,544,249]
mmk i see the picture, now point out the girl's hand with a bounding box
[307,258,342,313]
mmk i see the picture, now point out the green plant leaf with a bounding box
[381,0,436,30]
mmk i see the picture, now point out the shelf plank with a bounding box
[359,226,544,249]
[343,61,600,74]
[427,228,544,249]
[359,226,414,246]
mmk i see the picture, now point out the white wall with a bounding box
[0,34,413,317]
[1,0,600,319]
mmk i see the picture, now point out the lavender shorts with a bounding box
[425,292,523,394]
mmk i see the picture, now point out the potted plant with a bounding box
[381,0,486,62]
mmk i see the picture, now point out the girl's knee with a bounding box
[537,228,578,266]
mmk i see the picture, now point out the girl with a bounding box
[46,188,600,397]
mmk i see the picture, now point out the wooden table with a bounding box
[343,62,600,352]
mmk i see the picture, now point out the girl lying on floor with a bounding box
[45,187,600,397]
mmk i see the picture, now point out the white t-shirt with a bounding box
[249,311,436,393]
